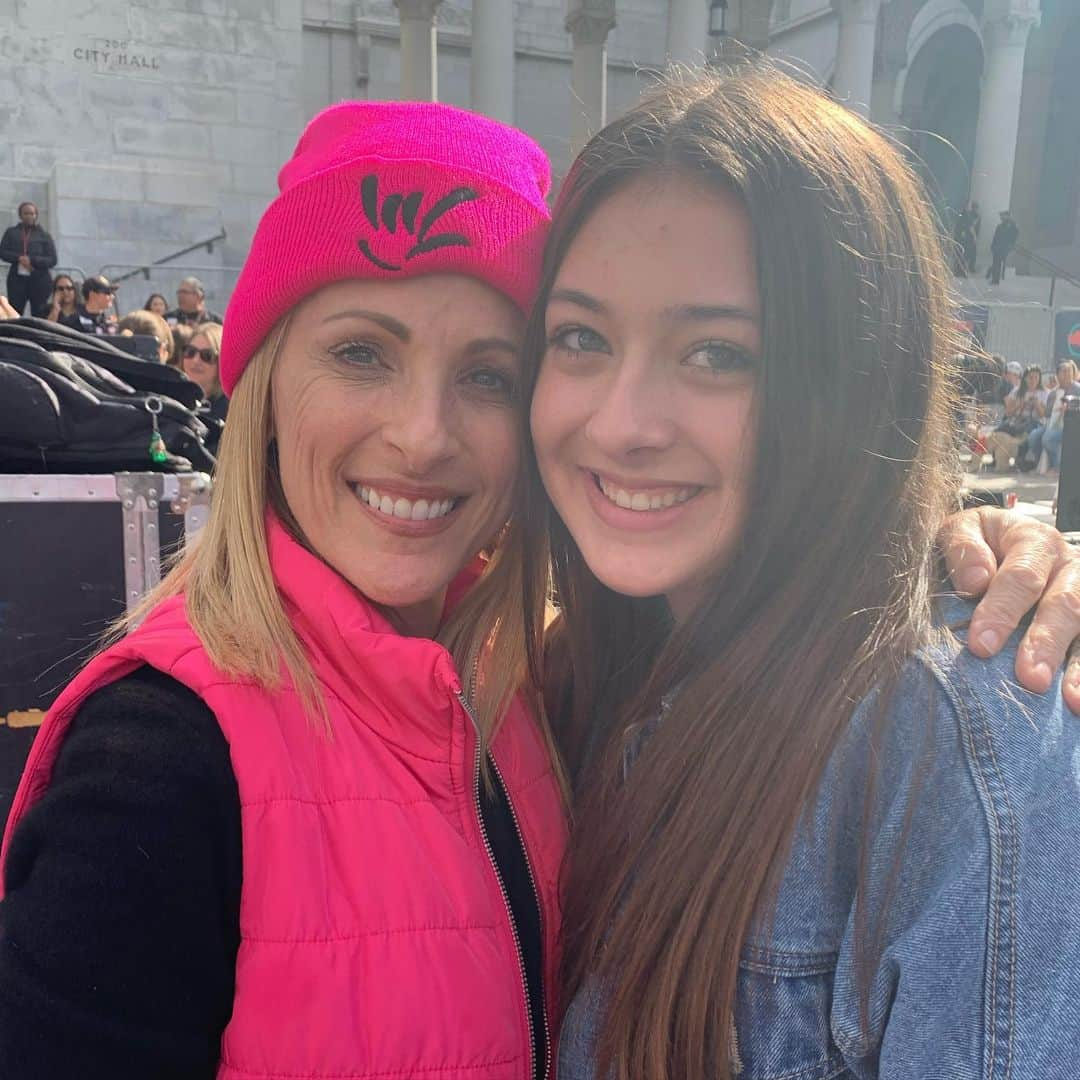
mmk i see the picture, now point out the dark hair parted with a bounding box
[525,67,962,1080]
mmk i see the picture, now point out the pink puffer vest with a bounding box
[2,517,569,1080]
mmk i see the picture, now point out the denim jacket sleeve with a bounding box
[821,598,1080,1079]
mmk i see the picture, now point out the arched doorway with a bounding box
[900,23,983,218]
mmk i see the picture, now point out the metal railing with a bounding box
[106,230,228,286]
[97,262,244,319]
[1013,244,1080,307]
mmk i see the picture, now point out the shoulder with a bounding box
[843,596,1078,854]
[48,666,233,802]
[769,597,1079,946]
[4,665,239,896]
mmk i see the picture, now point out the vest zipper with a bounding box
[456,687,551,1080]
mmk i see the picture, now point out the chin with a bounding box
[339,559,454,612]
[587,562,674,601]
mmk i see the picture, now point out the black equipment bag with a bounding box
[0,317,218,473]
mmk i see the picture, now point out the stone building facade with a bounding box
[768,0,1079,278]
[0,0,1075,313]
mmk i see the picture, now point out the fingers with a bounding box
[939,507,997,597]
[1009,554,1080,702]
[966,512,1065,658]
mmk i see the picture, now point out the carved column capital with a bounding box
[394,0,442,20]
[565,1,616,45]
[982,10,1041,49]
[830,0,886,26]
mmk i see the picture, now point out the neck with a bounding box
[387,590,448,639]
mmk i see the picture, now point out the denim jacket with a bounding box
[558,598,1080,1079]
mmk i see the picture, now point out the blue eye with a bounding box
[331,341,381,366]
[685,343,755,374]
[548,325,610,355]
[465,367,517,398]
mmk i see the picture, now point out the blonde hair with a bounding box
[188,322,224,399]
[117,309,173,363]
[123,317,560,770]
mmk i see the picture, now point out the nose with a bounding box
[380,374,461,475]
[584,354,678,460]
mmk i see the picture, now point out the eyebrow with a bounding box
[548,288,758,325]
[465,337,520,359]
[663,303,759,324]
[321,308,411,342]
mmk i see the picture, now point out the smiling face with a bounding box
[530,174,760,620]
[148,294,168,317]
[271,274,524,634]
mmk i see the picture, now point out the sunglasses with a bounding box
[183,345,218,364]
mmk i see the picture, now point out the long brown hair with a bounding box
[527,68,960,1079]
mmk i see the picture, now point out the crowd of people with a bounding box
[961,351,1080,473]
[0,206,226,419]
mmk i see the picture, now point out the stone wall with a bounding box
[0,0,306,313]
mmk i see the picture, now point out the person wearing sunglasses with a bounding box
[61,275,119,336]
[181,321,227,422]
[46,274,79,325]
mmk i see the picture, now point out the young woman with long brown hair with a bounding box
[526,69,1080,1078]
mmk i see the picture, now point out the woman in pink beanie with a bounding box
[0,101,567,1080]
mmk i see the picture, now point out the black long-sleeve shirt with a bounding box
[0,666,546,1079]
[0,223,58,273]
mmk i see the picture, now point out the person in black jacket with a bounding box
[0,202,58,316]
[58,275,118,335]
[987,209,1019,285]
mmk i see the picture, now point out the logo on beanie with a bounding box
[357,174,478,272]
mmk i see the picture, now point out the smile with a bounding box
[355,484,461,521]
[595,473,701,512]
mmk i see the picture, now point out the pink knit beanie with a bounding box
[219,101,552,395]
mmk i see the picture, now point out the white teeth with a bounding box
[597,477,698,512]
[357,486,457,522]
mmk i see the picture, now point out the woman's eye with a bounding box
[548,325,609,355]
[331,342,381,366]
[684,343,755,374]
[465,368,517,398]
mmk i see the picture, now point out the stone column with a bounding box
[566,1,616,157]
[831,0,885,117]
[667,0,709,66]
[970,7,1042,266]
[470,0,515,123]
[394,0,442,101]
